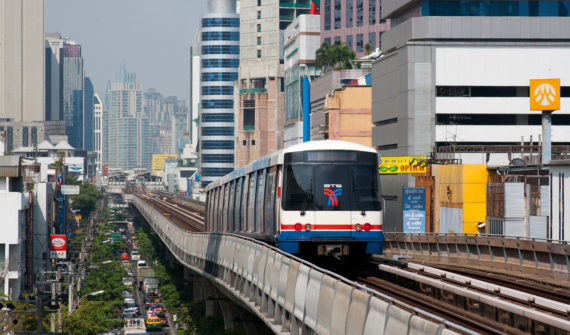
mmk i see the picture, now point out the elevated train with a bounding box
[205,140,384,259]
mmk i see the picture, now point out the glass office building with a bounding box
[199,0,240,186]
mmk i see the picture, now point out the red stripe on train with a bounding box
[281,224,383,230]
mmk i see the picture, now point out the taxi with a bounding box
[145,316,162,331]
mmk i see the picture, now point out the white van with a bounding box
[131,250,140,261]
[136,260,148,269]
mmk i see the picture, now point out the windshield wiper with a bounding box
[300,185,312,216]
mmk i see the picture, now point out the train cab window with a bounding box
[315,165,350,210]
[283,165,314,211]
[352,165,381,211]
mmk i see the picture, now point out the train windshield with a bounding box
[283,165,314,211]
[283,162,381,211]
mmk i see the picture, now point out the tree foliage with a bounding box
[315,41,356,73]
[71,183,104,220]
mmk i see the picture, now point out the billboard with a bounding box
[379,156,427,174]
[49,234,67,259]
[61,185,80,195]
[530,78,560,111]
[152,154,178,171]
[403,187,426,233]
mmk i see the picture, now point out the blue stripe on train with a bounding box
[277,230,384,255]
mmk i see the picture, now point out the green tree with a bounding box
[71,183,104,220]
[65,300,124,335]
[365,43,373,56]
[315,41,355,73]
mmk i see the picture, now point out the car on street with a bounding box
[145,316,162,331]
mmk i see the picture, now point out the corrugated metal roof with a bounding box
[0,156,21,177]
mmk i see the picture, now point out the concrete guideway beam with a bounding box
[383,232,570,283]
[132,196,467,335]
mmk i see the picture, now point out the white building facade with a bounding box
[283,14,321,147]
[93,93,103,171]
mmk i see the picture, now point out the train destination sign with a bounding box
[379,156,427,174]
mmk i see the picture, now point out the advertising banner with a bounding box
[152,154,178,171]
[379,156,427,174]
[403,187,426,233]
[49,234,67,259]
[61,185,80,195]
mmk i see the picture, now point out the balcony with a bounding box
[243,125,255,132]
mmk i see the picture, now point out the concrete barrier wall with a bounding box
[133,197,463,335]
[384,232,570,281]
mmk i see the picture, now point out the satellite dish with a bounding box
[509,158,526,166]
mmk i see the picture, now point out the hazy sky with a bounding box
[45,0,208,102]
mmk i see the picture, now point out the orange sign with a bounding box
[530,78,560,111]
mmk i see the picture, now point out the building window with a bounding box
[257,11,261,19]
[31,127,37,146]
[379,31,383,49]
[346,0,353,27]
[202,18,240,28]
[252,140,256,145]
[257,36,261,45]
[202,45,240,55]
[244,109,255,131]
[202,154,234,163]
[201,127,234,136]
[202,59,240,68]
[202,31,240,41]
[202,113,234,122]
[334,36,341,45]
[324,0,331,30]
[203,86,234,95]
[22,127,28,147]
[369,0,376,24]
[202,99,234,109]
[203,141,234,149]
[368,32,376,49]
[257,23,261,32]
[324,38,331,46]
[379,0,385,22]
[356,34,363,52]
[243,140,247,145]
[334,0,341,29]
[356,0,364,26]
[201,72,239,82]
[346,35,353,49]
[257,50,261,58]
[257,0,261,6]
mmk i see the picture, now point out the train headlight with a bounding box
[304,224,312,232]
[355,224,362,232]
[294,223,302,231]
[363,223,371,232]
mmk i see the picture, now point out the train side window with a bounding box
[222,183,231,231]
[248,172,256,232]
[241,175,249,231]
[229,181,236,231]
[256,169,266,233]
[265,166,277,234]
[234,178,242,231]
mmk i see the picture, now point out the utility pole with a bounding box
[57,265,62,333]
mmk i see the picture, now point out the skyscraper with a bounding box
[61,42,84,149]
[0,0,45,122]
[104,62,150,171]
[84,77,94,151]
[199,0,240,186]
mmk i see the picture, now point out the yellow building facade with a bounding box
[324,86,373,147]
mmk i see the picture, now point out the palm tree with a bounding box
[315,41,355,73]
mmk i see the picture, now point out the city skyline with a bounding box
[45,0,208,100]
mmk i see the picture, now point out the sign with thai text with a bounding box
[403,187,426,233]
[61,185,80,195]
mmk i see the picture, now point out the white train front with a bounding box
[205,140,384,259]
